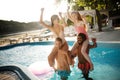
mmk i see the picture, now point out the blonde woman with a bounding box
[67,7,93,71]
[40,8,68,55]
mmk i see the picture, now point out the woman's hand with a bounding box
[67,6,70,11]
[59,12,62,17]
[41,8,44,12]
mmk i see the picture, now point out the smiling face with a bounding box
[71,12,82,21]
[71,12,78,20]
[77,33,87,45]
[77,35,83,44]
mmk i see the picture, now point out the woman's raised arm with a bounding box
[40,8,52,30]
[59,12,68,27]
[67,6,74,23]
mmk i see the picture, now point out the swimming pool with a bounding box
[0,41,120,80]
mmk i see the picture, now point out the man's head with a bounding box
[55,37,62,48]
[77,33,87,45]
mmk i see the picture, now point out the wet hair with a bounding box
[51,15,59,26]
[55,37,62,43]
[77,33,86,44]
[71,11,83,21]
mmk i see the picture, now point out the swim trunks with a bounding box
[56,70,71,78]
[78,62,90,74]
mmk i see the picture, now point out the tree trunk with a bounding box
[96,9,102,32]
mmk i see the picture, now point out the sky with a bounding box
[0,0,68,22]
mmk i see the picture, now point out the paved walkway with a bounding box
[88,30,120,42]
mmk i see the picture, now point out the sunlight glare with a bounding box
[0,0,68,22]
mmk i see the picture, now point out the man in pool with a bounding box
[48,37,74,80]
[71,33,97,80]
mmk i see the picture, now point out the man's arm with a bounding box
[89,38,97,49]
[66,51,75,65]
[48,47,58,67]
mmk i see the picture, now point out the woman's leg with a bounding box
[61,41,69,52]
[71,41,79,53]
[81,39,93,71]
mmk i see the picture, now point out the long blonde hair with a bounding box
[71,11,83,21]
[72,11,88,31]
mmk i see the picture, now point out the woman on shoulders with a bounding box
[40,8,68,51]
[67,7,93,71]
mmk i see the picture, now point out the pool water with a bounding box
[0,41,120,80]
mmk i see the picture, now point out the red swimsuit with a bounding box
[75,26,89,39]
